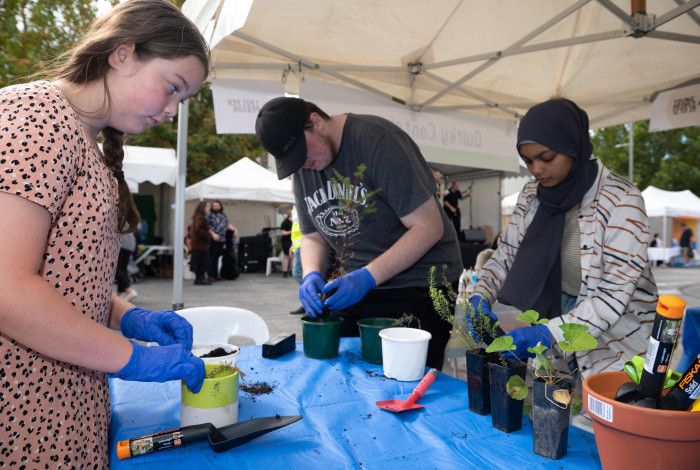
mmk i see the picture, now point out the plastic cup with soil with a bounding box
[301,314,342,359]
[181,363,239,428]
[357,317,399,364]
[192,343,239,367]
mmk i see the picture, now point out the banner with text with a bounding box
[211,79,282,134]
[650,83,700,132]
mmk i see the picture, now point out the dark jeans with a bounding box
[444,208,464,242]
[190,249,211,281]
[209,241,225,278]
[341,284,455,370]
[115,248,133,292]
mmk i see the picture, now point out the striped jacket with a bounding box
[476,161,658,376]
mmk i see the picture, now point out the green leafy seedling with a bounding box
[558,323,598,352]
[486,335,515,354]
[506,375,528,400]
[517,310,549,325]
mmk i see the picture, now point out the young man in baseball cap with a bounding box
[255,97,461,369]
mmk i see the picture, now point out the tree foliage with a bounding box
[591,121,700,195]
[0,0,266,185]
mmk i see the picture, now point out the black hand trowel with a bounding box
[116,415,302,460]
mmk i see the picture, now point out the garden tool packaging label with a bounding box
[587,395,613,422]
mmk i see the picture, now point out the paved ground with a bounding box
[127,266,699,376]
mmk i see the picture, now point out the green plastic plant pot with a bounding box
[357,317,398,364]
[301,315,342,359]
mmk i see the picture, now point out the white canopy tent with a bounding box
[642,185,700,218]
[171,0,700,308]
[184,0,700,127]
[121,145,177,191]
[185,157,293,203]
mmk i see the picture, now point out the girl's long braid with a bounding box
[101,126,139,233]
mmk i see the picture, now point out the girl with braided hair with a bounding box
[0,1,209,467]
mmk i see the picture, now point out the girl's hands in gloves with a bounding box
[111,341,205,393]
[120,307,193,350]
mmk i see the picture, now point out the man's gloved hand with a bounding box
[506,324,552,360]
[322,267,376,311]
[299,271,325,318]
[120,307,194,350]
[111,341,205,393]
[465,295,498,341]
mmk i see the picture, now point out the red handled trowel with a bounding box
[376,369,439,412]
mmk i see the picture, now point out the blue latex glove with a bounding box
[120,307,193,350]
[506,324,552,360]
[322,267,376,311]
[299,271,325,317]
[465,295,498,341]
[111,341,205,393]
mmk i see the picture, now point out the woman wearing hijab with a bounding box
[471,98,658,377]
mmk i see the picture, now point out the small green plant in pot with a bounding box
[486,309,598,459]
[428,265,504,415]
[303,165,379,359]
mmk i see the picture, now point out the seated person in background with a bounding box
[471,98,658,378]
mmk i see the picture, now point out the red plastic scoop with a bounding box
[376,369,439,412]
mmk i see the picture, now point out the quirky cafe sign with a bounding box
[389,117,483,150]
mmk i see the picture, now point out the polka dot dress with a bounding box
[0,81,120,469]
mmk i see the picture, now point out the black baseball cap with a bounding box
[255,97,308,179]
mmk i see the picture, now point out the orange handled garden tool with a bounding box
[376,369,439,412]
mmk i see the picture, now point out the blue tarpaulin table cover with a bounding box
[109,338,601,469]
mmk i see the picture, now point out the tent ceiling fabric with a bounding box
[185,0,700,127]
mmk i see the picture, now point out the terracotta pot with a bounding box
[583,371,700,470]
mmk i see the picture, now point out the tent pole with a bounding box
[628,122,634,183]
[172,100,189,310]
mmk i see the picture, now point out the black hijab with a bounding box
[498,98,597,319]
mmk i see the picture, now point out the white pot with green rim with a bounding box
[181,364,239,428]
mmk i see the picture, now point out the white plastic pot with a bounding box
[379,327,432,381]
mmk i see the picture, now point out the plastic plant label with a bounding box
[643,337,660,374]
[587,394,614,422]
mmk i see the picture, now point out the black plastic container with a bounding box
[465,349,491,415]
[532,378,571,460]
[488,359,526,433]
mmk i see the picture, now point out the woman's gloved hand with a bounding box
[506,324,552,360]
[299,271,325,317]
[322,267,376,311]
[120,307,194,350]
[465,295,498,341]
[111,341,205,393]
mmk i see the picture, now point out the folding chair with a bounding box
[265,250,284,276]
[177,306,270,346]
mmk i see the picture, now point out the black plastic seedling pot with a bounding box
[532,378,571,460]
[488,359,526,433]
[466,349,498,415]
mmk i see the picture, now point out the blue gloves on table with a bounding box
[111,340,205,393]
[506,324,552,360]
[300,271,325,317]
[322,267,376,312]
[466,295,498,341]
[120,307,193,350]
